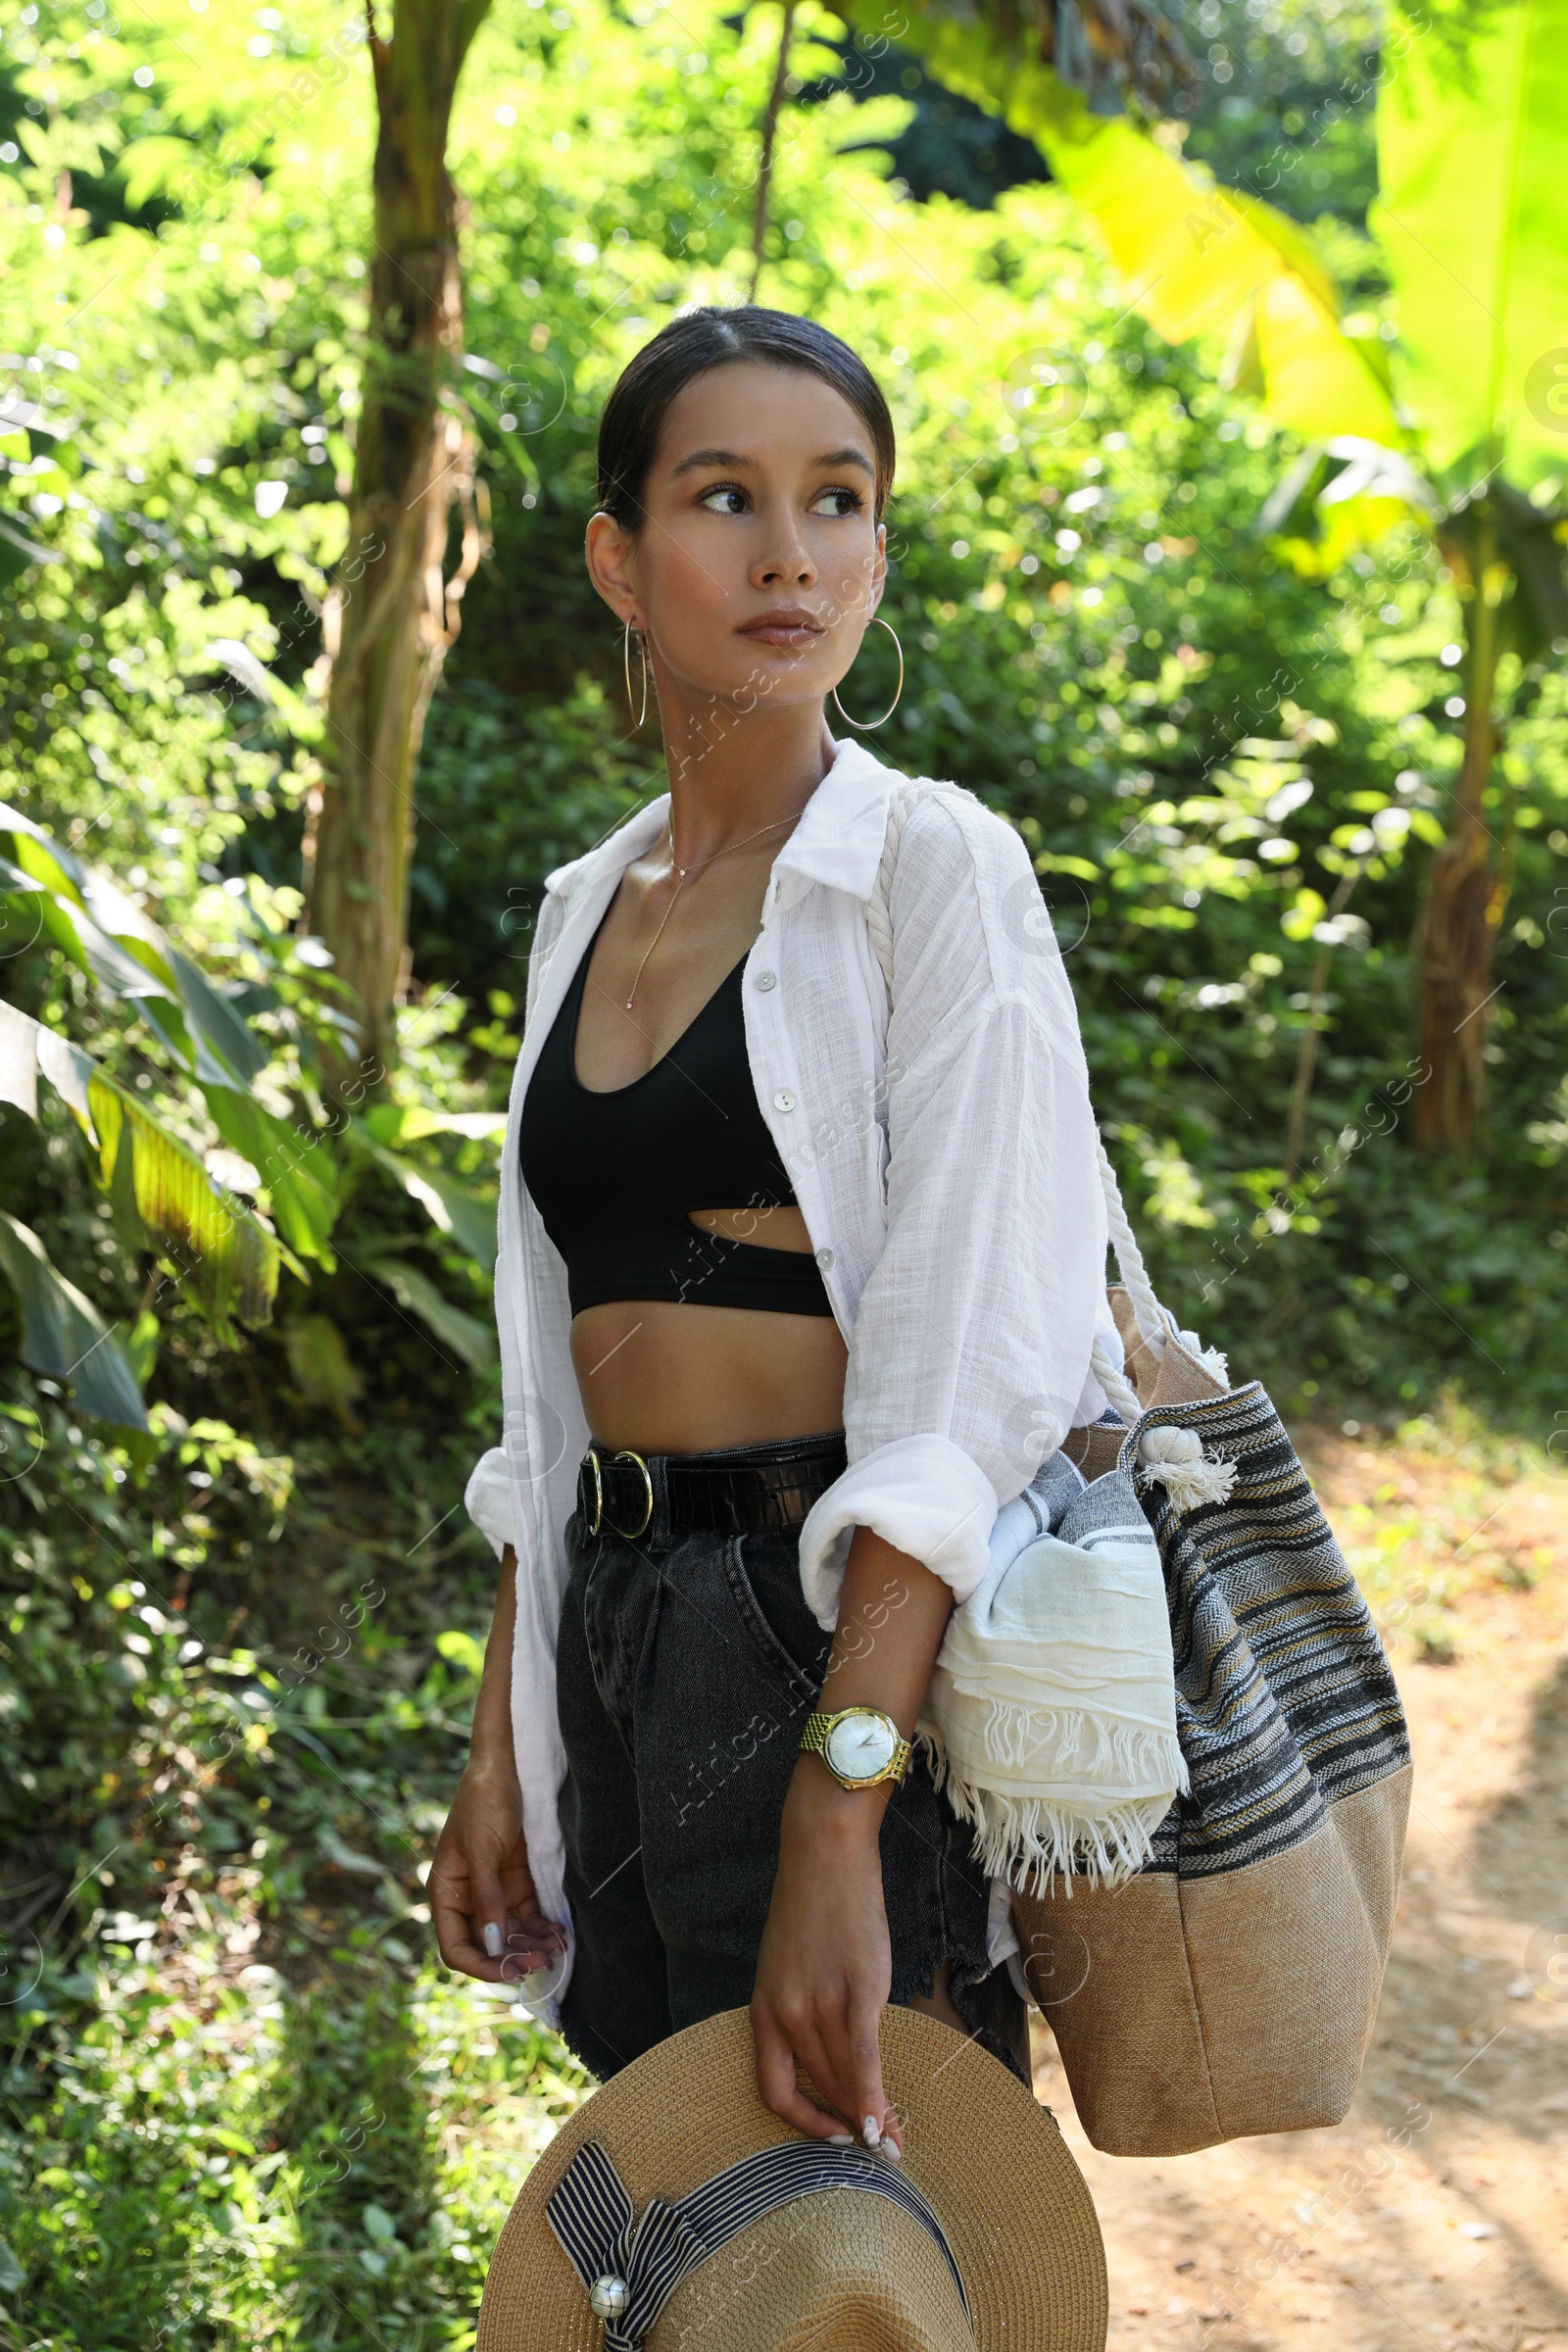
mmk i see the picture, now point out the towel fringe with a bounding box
[917,1727,1182,1894]
[934,1693,1190,1798]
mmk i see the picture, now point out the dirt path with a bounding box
[1031,1424,1568,2352]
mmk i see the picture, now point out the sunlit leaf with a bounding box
[203,1085,340,1268]
[88,1076,290,1342]
[364,1103,509,1146]
[434,1628,487,1676]
[1259,437,1440,573]
[853,7,1396,443]
[118,133,207,212]
[1374,0,1568,488]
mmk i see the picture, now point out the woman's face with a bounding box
[586,359,887,713]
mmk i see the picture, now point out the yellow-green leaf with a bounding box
[864,5,1396,445]
[88,1075,288,1342]
[1374,0,1568,485]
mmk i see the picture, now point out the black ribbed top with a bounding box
[518,924,834,1320]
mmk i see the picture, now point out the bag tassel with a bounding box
[1137,1424,1238,1514]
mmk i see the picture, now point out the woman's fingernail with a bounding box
[482,1922,504,1958]
[826,2132,855,2145]
[883,2136,904,2163]
[862,2115,881,2148]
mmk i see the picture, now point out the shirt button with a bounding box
[814,1247,835,1270]
[755,968,777,992]
[773,1089,797,1112]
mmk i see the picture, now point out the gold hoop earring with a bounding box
[623,620,650,728]
[831,615,904,732]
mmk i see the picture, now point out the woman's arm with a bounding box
[752,798,1103,2145]
[430,1546,566,1984]
[751,1526,954,2154]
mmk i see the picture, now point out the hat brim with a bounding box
[478,2006,1106,2352]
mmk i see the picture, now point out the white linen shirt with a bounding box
[466,735,1112,1987]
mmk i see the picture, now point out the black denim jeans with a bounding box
[555,1436,1028,2087]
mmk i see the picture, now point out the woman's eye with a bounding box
[699,484,749,515]
[808,486,864,518]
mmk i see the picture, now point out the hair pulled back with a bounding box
[595,307,896,530]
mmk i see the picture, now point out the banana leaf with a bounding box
[87,1076,292,1342]
[1373,0,1568,489]
[0,804,271,1087]
[0,999,303,1338]
[0,1209,146,1428]
[361,1255,496,1373]
[848,3,1396,444]
[368,1144,497,1274]
[202,1084,340,1268]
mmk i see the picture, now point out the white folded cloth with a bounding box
[923,1450,1187,1890]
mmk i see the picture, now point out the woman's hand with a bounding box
[751,1524,956,2154]
[430,1546,564,1986]
[750,1762,905,2156]
[430,1756,565,1985]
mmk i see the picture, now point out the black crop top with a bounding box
[518,922,834,1319]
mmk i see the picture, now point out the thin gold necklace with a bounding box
[622,810,800,1012]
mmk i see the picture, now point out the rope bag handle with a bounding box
[864,780,1162,1427]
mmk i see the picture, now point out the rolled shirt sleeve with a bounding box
[465,1445,517,1560]
[798,792,1106,1628]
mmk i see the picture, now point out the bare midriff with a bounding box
[568,1202,849,1454]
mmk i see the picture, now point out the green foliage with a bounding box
[0,784,502,1425]
[0,1392,584,2347]
[1174,0,1386,226]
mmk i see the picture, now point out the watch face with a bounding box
[824,1709,897,1784]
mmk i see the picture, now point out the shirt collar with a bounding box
[770,736,903,907]
[540,736,906,907]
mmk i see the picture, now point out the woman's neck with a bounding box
[657,685,835,868]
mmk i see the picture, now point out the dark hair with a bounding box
[595,307,896,530]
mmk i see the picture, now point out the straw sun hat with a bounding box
[478,2006,1106,2352]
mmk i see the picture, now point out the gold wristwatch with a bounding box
[800,1705,912,1790]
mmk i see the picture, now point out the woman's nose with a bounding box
[751,516,816,589]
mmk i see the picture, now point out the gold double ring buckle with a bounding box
[584,1446,654,1541]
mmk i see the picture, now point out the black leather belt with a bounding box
[577,1434,847,1544]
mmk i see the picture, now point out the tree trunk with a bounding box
[750,1,797,301]
[304,0,491,1095]
[1414,504,1506,1154]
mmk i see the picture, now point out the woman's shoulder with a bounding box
[886,773,1035,907]
[882,773,1072,1019]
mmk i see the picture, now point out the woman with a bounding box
[432,307,1112,2157]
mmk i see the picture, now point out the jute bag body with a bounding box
[1023,1298,1413,2156]
[868,782,1413,2159]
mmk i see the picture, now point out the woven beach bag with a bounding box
[869,781,1413,2159]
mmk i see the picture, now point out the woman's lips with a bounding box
[738,612,824,650]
